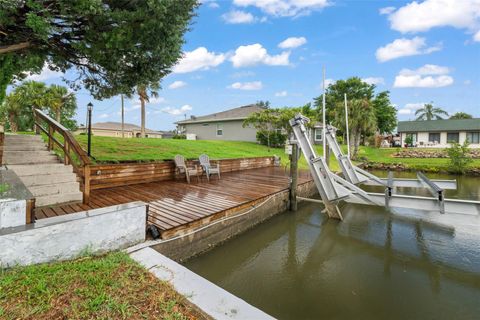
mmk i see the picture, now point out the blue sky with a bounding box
[23,0,480,130]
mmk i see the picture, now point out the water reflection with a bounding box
[185,173,480,320]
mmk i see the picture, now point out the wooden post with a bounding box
[64,140,70,165]
[26,199,35,224]
[48,125,54,151]
[83,165,91,204]
[0,130,4,164]
[289,143,298,211]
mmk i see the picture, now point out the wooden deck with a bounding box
[35,167,312,238]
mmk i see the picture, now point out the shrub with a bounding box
[256,130,287,147]
[172,134,186,139]
[404,135,413,147]
[446,140,472,173]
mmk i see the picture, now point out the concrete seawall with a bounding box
[148,181,317,261]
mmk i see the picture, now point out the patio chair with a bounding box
[174,155,200,184]
[199,154,220,181]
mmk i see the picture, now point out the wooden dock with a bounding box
[35,167,312,238]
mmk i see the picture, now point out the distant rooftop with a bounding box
[175,104,266,124]
[398,118,480,132]
[82,122,163,134]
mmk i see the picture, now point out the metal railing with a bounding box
[33,108,91,203]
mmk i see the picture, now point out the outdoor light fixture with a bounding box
[87,102,93,157]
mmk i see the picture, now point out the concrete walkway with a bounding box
[129,247,275,320]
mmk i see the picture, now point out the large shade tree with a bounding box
[314,77,395,158]
[0,0,198,135]
[415,103,448,120]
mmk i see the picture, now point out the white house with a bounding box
[397,118,480,148]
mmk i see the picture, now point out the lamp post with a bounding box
[87,102,93,157]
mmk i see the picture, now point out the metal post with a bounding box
[289,142,298,211]
[344,93,351,159]
[87,102,93,157]
[121,94,125,138]
[322,66,327,159]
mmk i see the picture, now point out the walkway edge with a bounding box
[130,247,276,320]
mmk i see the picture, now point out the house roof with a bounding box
[397,118,480,132]
[84,122,163,134]
[175,104,267,124]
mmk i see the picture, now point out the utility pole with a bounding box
[121,94,125,138]
[87,102,93,157]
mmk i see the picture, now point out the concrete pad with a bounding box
[130,247,275,320]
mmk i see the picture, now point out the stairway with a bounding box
[2,134,83,207]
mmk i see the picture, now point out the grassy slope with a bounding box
[75,135,480,171]
[0,252,203,320]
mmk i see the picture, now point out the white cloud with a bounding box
[98,113,110,119]
[324,78,335,88]
[464,79,472,85]
[394,64,454,88]
[162,104,192,116]
[222,10,255,24]
[385,0,480,41]
[231,70,256,78]
[149,96,165,104]
[398,102,425,115]
[229,81,263,90]
[362,77,385,85]
[233,0,330,17]
[208,2,219,8]
[168,81,187,89]
[474,30,480,42]
[25,64,63,81]
[375,37,441,62]
[399,64,450,76]
[278,37,307,49]
[173,47,225,73]
[379,6,395,15]
[230,43,290,67]
[275,90,288,97]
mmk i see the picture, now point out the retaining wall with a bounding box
[0,202,146,267]
[149,180,317,261]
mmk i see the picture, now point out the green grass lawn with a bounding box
[36,133,480,172]
[0,252,203,320]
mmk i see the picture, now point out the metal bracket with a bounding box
[417,171,445,214]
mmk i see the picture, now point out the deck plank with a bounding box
[34,167,313,238]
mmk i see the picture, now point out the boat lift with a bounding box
[289,114,480,218]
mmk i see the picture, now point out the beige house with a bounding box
[398,118,480,148]
[175,104,265,142]
[176,104,325,144]
[76,122,165,138]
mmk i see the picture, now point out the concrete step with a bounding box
[4,135,43,142]
[19,172,78,187]
[29,181,80,197]
[8,163,74,176]
[2,155,60,165]
[0,144,48,151]
[3,150,54,157]
[35,191,83,207]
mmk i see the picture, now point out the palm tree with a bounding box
[415,103,448,120]
[0,94,23,132]
[136,84,159,138]
[45,85,76,123]
[14,80,48,129]
[449,112,472,120]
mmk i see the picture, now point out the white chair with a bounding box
[199,154,220,181]
[174,155,200,184]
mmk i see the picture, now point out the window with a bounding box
[314,128,322,141]
[202,123,209,126]
[467,132,480,144]
[216,123,223,136]
[428,132,440,143]
[447,132,459,143]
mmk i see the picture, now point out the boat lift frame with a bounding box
[289,113,480,218]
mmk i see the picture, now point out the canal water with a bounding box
[185,172,480,320]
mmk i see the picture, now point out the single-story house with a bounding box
[75,122,165,138]
[397,118,480,148]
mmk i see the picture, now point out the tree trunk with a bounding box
[352,128,361,159]
[0,42,31,54]
[55,109,61,123]
[8,113,18,133]
[138,87,147,138]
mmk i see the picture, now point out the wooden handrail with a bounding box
[33,108,91,203]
